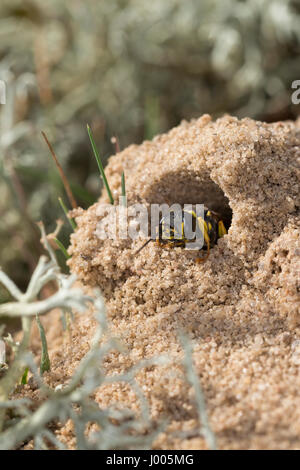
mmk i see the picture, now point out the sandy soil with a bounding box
[23,115,300,449]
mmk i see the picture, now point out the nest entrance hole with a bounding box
[145,171,232,230]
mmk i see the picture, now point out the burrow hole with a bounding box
[144,171,232,232]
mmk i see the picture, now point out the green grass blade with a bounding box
[20,367,29,385]
[54,238,71,260]
[36,315,50,376]
[87,124,114,205]
[121,171,126,207]
[58,197,77,230]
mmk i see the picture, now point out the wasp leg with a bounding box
[195,242,210,263]
[195,253,209,263]
[218,220,227,238]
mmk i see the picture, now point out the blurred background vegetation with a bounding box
[0,0,299,292]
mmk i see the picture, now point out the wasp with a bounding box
[135,207,227,262]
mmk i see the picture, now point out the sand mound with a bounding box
[64,115,299,449]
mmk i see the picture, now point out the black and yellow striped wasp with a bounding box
[135,207,227,262]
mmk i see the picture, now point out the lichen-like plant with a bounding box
[0,224,165,449]
[0,222,216,450]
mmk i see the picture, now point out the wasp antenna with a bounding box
[134,238,152,255]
